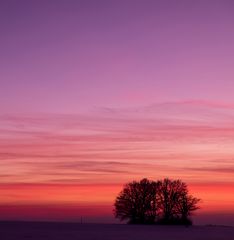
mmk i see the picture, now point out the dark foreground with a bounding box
[0,221,234,240]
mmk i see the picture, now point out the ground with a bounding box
[0,222,233,240]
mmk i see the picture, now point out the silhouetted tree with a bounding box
[157,178,188,224]
[114,178,157,224]
[114,178,200,225]
[156,178,200,225]
[176,192,200,225]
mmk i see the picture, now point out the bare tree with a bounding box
[157,178,200,225]
[114,178,200,225]
[176,193,200,225]
[114,178,157,224]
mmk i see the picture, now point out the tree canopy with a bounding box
[114,178,200,225]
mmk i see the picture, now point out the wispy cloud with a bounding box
[1,101,234,184]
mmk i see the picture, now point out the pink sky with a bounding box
[0,0,234,225]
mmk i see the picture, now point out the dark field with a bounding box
[0,221,234,240]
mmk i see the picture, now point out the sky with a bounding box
[0,0,234,225]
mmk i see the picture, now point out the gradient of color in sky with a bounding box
[0,0,234,225]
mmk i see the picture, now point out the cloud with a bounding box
[1,100,234,184]
[184,166,234,174]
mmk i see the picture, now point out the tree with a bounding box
[114,178,200,225]
[157,178,188,224]
[114,178,157,224]
[157,178,200,225]
[176,193,200,225]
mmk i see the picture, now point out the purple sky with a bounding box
[1,0,234,113]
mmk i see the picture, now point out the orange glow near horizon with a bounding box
[0,182,233,221]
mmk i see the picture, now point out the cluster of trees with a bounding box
[114,178,200,225]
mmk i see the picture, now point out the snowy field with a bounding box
[0,222,233,240]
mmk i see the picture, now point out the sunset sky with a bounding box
[0,0,234,225]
